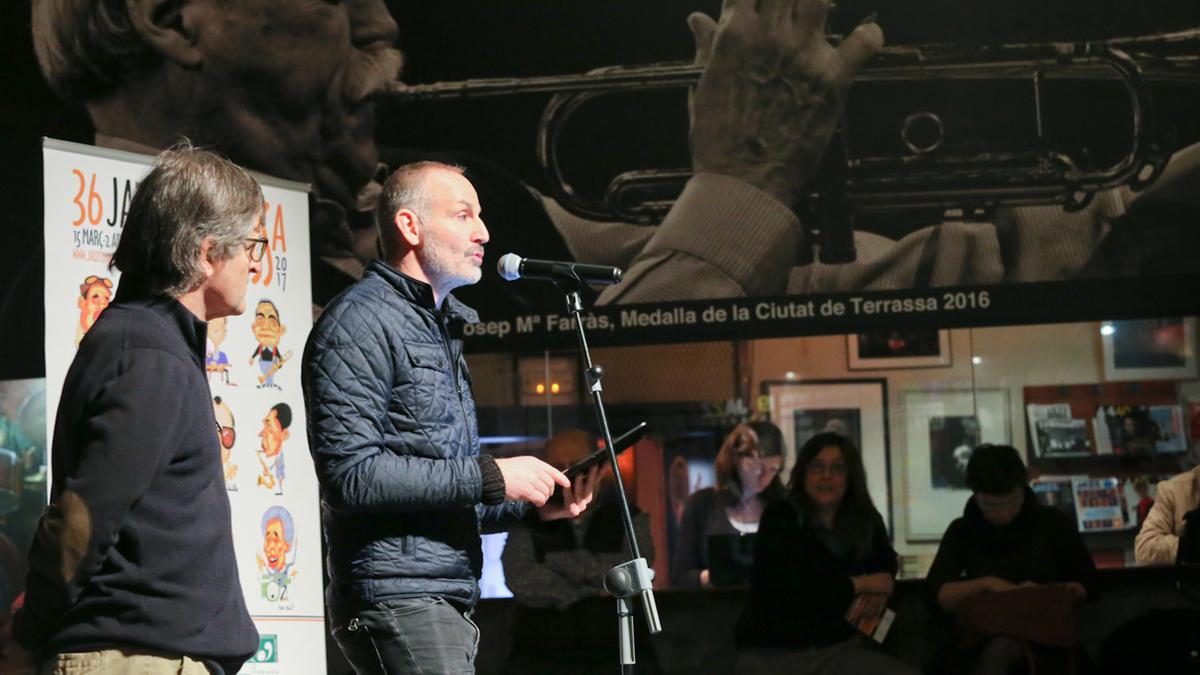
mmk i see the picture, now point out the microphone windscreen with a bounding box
[497,253,522,281]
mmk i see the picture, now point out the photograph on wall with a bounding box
[793,408,863,457]
[1102,318,1198,382]
[765,379,891,533]
[847,330,951,370]
[928,415,981,489]
[903,388,1010,540]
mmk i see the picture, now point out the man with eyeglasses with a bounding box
[925,444,1096,675]
[6,145,263,674]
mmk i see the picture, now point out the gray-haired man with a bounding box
[10,145,264,674]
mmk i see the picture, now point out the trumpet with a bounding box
[383,29,1200,262]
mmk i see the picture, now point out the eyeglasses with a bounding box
[806,461,848,477]
[244,237,269,262]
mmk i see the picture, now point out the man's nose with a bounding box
[249,255,263,276]
[347,0,400,48]
[475,217,490,244]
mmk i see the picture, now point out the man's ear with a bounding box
[199,238,216,279]
[394,210,421,249]
[126,0,204,68]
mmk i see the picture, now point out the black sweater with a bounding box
[735,498,898,649]
[13,287,257,672]
[924,486,1098,606]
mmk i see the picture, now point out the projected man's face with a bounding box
[146,0,404,208]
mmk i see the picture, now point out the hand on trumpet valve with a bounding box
[687,0,883,210]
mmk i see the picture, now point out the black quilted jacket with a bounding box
[302,260,526,609]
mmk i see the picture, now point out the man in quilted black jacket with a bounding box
[302,161,598,674]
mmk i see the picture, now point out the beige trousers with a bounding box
[38,650,209,675]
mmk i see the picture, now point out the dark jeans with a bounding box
[331,596,481,675]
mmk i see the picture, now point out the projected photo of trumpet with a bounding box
[15,0,1200,350]
[385,28,1200,268]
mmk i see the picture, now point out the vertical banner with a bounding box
[42,139,325,674]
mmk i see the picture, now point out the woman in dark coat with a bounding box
[734,432,919,674]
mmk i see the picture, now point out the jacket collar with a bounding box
[113,277,209,366]
[367,260,479,324]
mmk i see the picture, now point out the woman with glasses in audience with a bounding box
[734,432,919,674]
[670,421,785,588]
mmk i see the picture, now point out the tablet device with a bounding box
[563,422,647,479]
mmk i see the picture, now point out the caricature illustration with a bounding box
[249,299,290,389]
[74,275,113,347]
[256,505,297,604]
[206,317,235,386]
[257,402,290,496]
[213,395,238,491]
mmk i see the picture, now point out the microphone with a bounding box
[497,253,623,286]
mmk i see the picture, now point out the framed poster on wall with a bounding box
[1102,318,1197,381]
[847,330,952,370]
[903,388,1011,541]
[764,379,892,535]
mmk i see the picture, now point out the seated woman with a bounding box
[925,444,1096,675]
[670,421,784,588]
[734,432,919,674]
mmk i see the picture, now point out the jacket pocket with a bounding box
[405,342,447,372]
[395,343,449,421]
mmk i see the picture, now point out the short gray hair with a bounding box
[31,0,159,103]
[110,143,263,297]
[376,161,465,259]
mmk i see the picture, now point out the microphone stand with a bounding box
[556,283,662,674]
